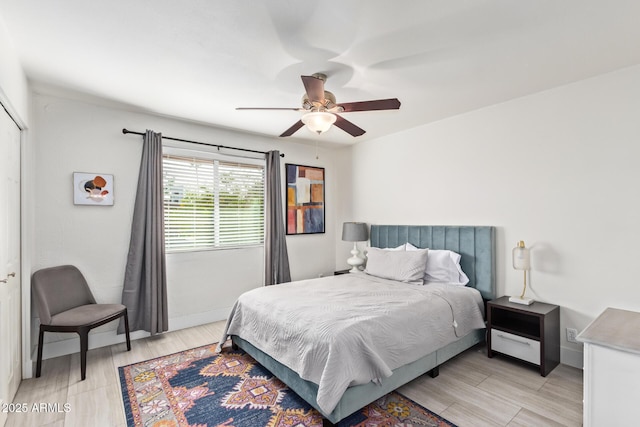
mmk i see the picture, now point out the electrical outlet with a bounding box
[566,327,578,343]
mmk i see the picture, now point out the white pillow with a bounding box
[380,244,405,251]
[406,243,469,285]
[364,246,429,285]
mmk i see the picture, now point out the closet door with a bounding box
[0,106,21,425]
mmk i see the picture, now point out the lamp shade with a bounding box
[512,240,531,270]
[302,111,336,134]
[342,222,368,242]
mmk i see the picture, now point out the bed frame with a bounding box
[231,225,496,425]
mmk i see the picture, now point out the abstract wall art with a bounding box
[73,172,114,205]
[286,164,325,235]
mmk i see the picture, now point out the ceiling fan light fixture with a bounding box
[301,111,336,134]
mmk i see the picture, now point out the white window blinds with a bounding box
[163,152,265,252]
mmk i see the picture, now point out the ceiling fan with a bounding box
[236,73,401,137]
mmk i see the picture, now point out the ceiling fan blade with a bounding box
[236,107,302,111]
[280,120,305,137]
[334,114,366,137]
[337,98,401,112]
[301,75,325,103]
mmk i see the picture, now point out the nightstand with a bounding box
[487,296,560,376]
[334,269,350,275]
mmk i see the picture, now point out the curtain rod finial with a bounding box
[122,128,128,134]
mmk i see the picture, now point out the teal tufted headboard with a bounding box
[369,225,496,300]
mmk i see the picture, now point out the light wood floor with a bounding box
[6,321,583,427]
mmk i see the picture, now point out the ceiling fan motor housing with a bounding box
[302,91,337,112]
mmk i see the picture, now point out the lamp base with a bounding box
[346,243,364,273]
[509,295,534,305]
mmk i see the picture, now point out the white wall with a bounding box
[343,64,640,368]
[30,90,340,359]
[0,18,28,123]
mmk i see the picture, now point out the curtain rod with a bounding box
[122,128,284,157]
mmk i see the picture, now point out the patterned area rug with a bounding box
[118,343,456,427]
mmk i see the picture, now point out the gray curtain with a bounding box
[265,150,291,285]
[118,130,168,335]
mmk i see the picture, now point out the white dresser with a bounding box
[577,308,640,426]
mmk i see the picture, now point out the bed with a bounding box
[218,225,496,425]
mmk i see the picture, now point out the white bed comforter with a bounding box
[217,272,485,414]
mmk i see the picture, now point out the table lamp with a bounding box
[342,222,368,272]
[509,240,533,305]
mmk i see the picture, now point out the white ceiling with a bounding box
[1,1,639,145]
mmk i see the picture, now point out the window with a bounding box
[163,148,265,252]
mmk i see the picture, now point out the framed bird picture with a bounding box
[73,172,114,206]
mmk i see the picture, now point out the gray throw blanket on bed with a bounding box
[217,272,485,414]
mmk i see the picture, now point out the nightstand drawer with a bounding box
[491,329,540,365]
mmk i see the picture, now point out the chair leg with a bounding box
[123,309,131,351]
[36,327,45,378]
[78,328,89,381]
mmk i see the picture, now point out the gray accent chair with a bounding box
[32,265,131,380]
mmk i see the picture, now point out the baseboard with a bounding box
[34,306,231,363]
[561,345,584,369]
[169,306,230,331]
